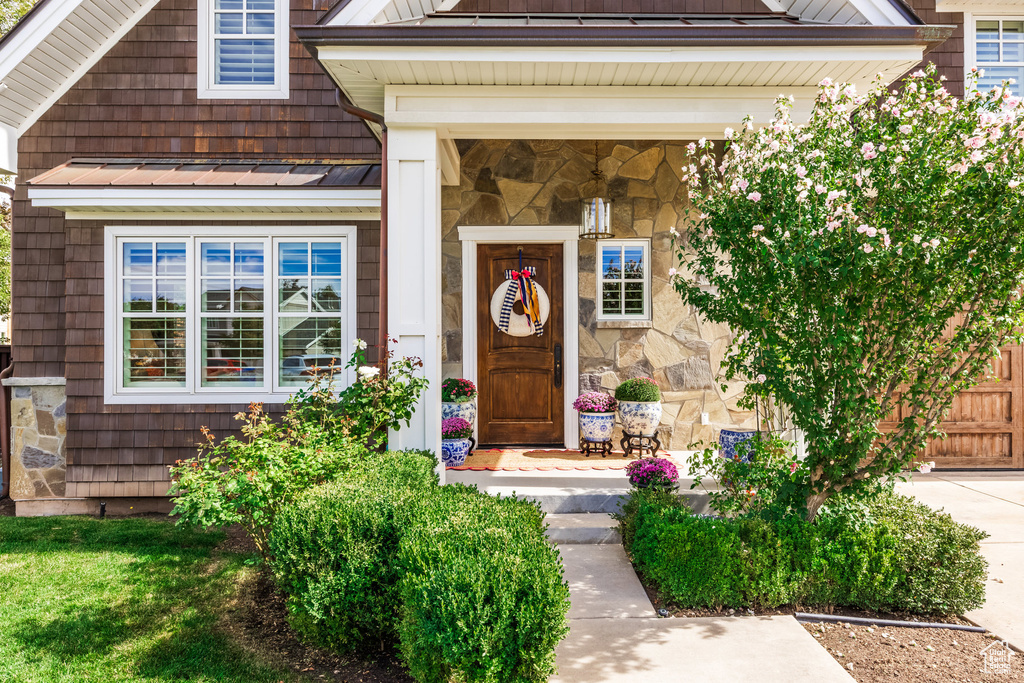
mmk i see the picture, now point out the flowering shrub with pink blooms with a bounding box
[572,391,617,413]
[441,417,472,440]
[676,65,1024,520]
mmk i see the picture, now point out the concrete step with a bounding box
[545,513,621,545]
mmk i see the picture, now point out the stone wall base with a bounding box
[2,378,67,500]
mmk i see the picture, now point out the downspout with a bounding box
[334,89,388,362]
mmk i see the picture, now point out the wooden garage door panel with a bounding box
[945,391,1013,423]
[881,344,1024,469]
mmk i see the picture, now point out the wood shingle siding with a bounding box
[13,0,379,492]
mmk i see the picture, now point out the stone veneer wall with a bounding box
[6,379,67,499]
[442,140,755,450]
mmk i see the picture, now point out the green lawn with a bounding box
[0,515,294,683]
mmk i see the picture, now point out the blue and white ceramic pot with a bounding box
[441,438,472,467]
[579,412,615,443]
[617,400,662,436]
[719,429,757,462]
[442,398,477,429]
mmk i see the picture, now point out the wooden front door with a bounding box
[477,243,564,446]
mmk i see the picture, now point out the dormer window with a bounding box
[198,0,289,99]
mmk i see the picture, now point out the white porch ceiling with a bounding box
[316,44,928,122]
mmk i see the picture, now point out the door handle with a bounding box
[553,343,562,388]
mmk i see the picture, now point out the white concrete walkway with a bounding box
[550,543,855,682]
[897,472,1024,650]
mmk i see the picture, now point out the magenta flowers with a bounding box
[626,457,679,489]
[441,417,472,440]
[572,391,617,414]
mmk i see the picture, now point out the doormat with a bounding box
[448,448,679,471]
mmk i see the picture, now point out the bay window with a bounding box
[106,227,356,404]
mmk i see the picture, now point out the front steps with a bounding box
[445,469,712,544]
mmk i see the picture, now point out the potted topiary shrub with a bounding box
[440,417,473,467]
[441,378,477,432]
[625,457,679,490]
[573,391,617,445]
[615,377,662,436]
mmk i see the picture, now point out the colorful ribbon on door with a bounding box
[498,266,544,336]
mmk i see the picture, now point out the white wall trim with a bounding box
[29,187,381,207]
[58,211,382,221]
[937,1,1024,12]
[458,225,580,450]
[103,224,357,405]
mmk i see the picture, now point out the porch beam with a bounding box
[385,126,444,479]
[385,85,827,140]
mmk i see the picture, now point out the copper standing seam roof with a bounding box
[293,17,954,50]
[26,159,384,188]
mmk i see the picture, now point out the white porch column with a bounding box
[386,126,444,480]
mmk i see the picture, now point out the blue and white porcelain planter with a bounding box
[579,412,615,443]
[441,438,472,467]
[442,398,477,429]
[719,429,757,463]
[617,400,662,436]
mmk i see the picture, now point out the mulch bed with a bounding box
[805,620,1022,682]
[220,531,416,683]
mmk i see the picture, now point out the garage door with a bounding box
[880,345,1024,469]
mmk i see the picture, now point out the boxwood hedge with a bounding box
[624,489,987,615]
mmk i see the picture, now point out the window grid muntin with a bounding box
[976,17,1024,96]
[597,240,650,320]
[275,239,346,391]
[118,241,190,388]
[198,240,269,389]
[113,233,350,398]
[212,0,277,86]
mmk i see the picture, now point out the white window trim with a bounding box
[104,225,357,405]
[596,239,651,322]
[964,13,1024,94]
[196,0,290,100]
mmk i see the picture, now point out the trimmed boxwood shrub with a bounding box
[397,485,571,683]
[268,451,437,653]
[624,489,987,615]
[614,377,661,402]
[269,451,571,682]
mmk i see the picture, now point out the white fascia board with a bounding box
[316,43,927,68]
[0,121,16,176]
[63,210,382,220]
[28,187,382,209]
[15,0,163,137]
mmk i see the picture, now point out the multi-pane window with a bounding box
[976,19,1024,96]
[598,240,650,320]
[110,229,353,402]
[198,0,288,99]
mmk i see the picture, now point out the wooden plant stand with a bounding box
[620,431,661,458]
[580,438,615,457]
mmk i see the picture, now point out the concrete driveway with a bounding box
[896,472,1024,649]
